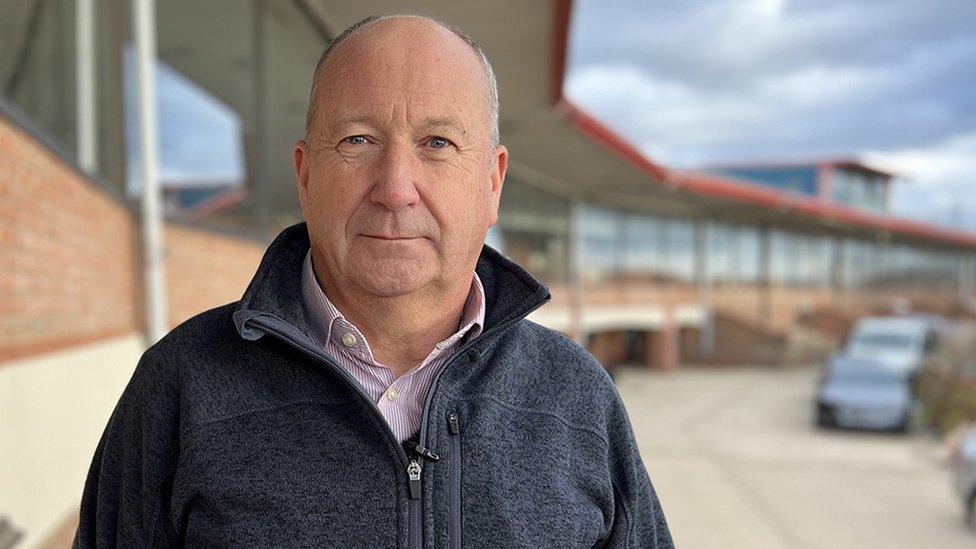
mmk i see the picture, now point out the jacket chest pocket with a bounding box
[451,404,614,548]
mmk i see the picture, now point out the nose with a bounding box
[368,142,421,211]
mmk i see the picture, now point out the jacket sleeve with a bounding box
[598,384,674,548]
[73,352,182,548]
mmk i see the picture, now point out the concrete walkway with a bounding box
[617,365,974,548]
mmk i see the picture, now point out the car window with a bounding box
[849,332,914,350]
[830,368,903,384]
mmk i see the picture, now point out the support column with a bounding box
[252,0,273,232]
[643,311,679,371]
[959,255,975,304]
[76,0,97,173]
[875,233,890,302]
[695,218,714,358]
[830,235,845,303]
[133,0,168,343]
[758,226,774,365]
[567,198,585,344]
[758,226,772,330]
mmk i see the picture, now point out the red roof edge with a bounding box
[705,157,897,180]
[548,0,976,250]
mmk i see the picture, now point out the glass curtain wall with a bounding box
[708,222,762,284]
[496,179,571,285]
[1,0,129,189]
[1,0,78,152]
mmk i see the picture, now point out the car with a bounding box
[816,356,920,432]
[841,315,944,376]
[950,423,976,533]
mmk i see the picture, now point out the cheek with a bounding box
[424,185,490,241]
[307,173,368,238]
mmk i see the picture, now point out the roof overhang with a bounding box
[156,0,976,250]
[545,1,976,250]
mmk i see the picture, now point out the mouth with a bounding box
[362,234,422,241]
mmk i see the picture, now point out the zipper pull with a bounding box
[448,412,460,435]
[414,445,440,462]
[408,459,422,500]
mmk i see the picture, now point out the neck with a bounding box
[312,255,473,378]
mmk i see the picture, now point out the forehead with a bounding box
[314,19,489,126]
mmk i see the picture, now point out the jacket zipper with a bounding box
[249,292,547,547]
[407,306,542,548]
[447,411,461,549]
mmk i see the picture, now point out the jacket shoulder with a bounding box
[486,319,619,424]
[144,302,239,356]
[133,302,241,384]
[514,319,613,384]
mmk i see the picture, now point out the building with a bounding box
[2,0,975,544]
[708,159,893,214]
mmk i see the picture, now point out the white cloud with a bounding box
[864,133,976,231]
[566,0,976,230]
[865,133,976,185]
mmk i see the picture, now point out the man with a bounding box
[75,15,672,548]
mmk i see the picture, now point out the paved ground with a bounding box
[616,365,974,549]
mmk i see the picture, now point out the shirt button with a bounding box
[386,386,400,401]
[341,332,357,347]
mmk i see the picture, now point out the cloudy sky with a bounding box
[565,0,976,230]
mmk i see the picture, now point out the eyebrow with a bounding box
[417,116,467,134]
[331,115,468,135]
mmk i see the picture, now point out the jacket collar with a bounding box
[233,222,551,343]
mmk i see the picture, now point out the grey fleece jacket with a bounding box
[74,222,673,548]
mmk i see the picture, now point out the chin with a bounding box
[349,256,435,297]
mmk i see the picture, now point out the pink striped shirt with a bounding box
[300,249,485,442]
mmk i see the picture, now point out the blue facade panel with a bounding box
[712,167,819,197]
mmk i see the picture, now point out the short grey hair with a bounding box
[304,15,500,147]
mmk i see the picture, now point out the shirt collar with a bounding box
[300,249,485,352]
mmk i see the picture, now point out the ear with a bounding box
[294,139,310,218]
[487,144,508,227]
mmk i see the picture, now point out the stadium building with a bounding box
[1,0,974,544]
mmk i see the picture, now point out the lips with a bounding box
[363,234,420,241]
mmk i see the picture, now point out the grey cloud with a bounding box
[566,0,976,162]
[570,0,976,88]
[566,0,976,228]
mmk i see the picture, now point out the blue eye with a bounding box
[344,135,369,145]
[427,136,451,149]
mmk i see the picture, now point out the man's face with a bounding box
[294,19,507,298]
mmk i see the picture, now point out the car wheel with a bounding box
[816,406,835,429]
[891,414,910,434]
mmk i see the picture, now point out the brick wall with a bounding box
[165,224,265,327]
[0,115,139,362]
[0,114,267,364]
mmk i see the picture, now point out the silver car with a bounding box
[816,357,918,432]
[843,315,943,376]
[951,424,976,532]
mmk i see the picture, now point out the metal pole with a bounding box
[76,0,97,172]
[133,0,168,343]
